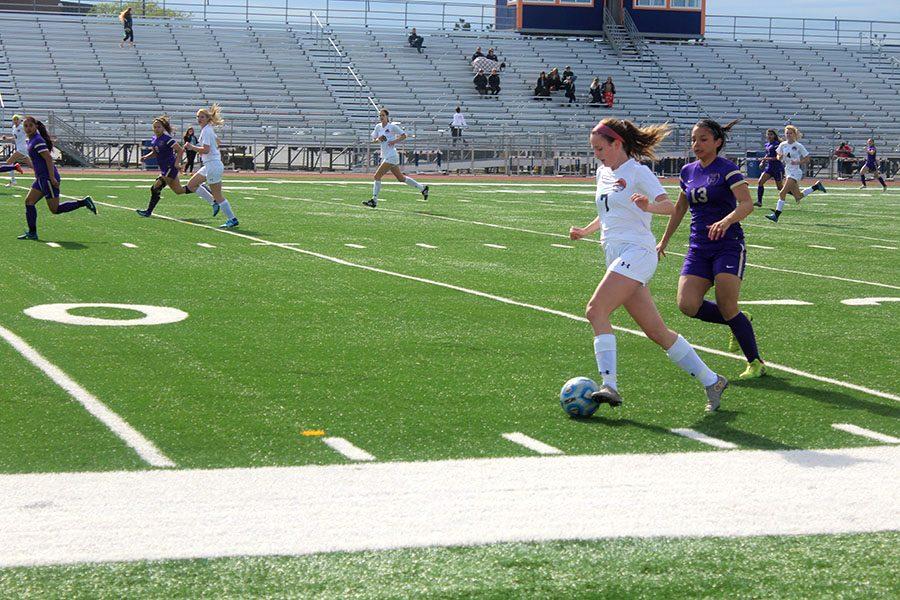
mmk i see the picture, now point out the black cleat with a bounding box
[812,181,827,194]
[136,209,151,217]
[753,200,763,207]
[590,385,623,408]
[83,196,97,214]
[421,185,429,201]
[17,231,38,240]
[363,198,377,208]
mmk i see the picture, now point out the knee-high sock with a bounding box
[55,199,86,213]
[373,179,382,200]
[147,189,161,214]
[666,334,718,387]
[726,312,760,363]
[756,185,764,203]
[878,176,887,188]
[593,334,617,390]
[802,186,815,197]
[219,199,236,220]
[775,198,785,213]
[26,205,37,233]
[860,173,867,186]
[194,183,215,205]
[693,300,727,324]
[404,176,425,191]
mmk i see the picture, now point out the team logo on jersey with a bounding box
[707,173,720,185]
[613,178,626,191]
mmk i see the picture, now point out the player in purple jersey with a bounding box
[137,116,186,217]
[658,119,765,380]
[755,129,783,207]
[16,116,96,240]
[858,138,887,190]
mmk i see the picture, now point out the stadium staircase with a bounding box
[48,113,95,167]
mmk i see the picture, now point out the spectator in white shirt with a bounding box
[450,106,467,145]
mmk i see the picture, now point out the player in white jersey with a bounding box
[568,119,728,412]
[182,104,239,228]
[766,125,826,222]
[364,108,428,208]
[3,115,32,187]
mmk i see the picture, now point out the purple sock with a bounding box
[756,185,764,203]
[693,300,727,324]
[26,205,37,233]
[727,312,760,362]
[878,177,886,188]
[860,173,867,187]
[55,200,85,214]
[0,164,16,173]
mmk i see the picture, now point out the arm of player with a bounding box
[141,147,157,162]
[40,149,58,187]
[632,192,672,215]
[569,216,600,240]
[707,182,753,241]
[656,191,689,258]
[172,142,185,165]
[388,133,407,147]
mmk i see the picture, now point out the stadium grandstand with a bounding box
[0,0,898,173]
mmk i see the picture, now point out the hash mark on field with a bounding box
[484,243,507,250]
[458,199,471,203]
[747,244,774,250]
[416,243,437,249]
[808,244,836,250]
[832,424,899,444]
[740,299,813,306]
[502,432,563,455]
[670,428,738,450]
[345,243,366,249]
[196,243,216,249]
[322,437,375,461]
[551,244,573,249]
[45,242,61,248]
[107,195,118,199]
[122,243,138,249]
[871,245,898,250]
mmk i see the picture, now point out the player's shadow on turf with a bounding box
[46,241,88,250]
[695,410,799,451]
[574,415,674,437]
[731,374,900,420]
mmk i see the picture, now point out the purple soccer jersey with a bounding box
[152,133,178,176]
[762,141,783,177]
[680,157,746,247]
[28,133,59,181]
[865,145,877,169]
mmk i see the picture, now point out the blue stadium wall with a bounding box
[624,1,703,38]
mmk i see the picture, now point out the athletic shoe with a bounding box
[858,185,867,189]
[590,384,623,408]
[212,203,220,217]
[704,375,728,412]
[219,217,239,229]
[13,163,24,174]
[17,231,38,240]
[738,359,767,380]
[421,185,429,201]
[813,181,827,194]
[765,212,779,222]
[753,200,763,207]
[4,181,12,187]
[727,311,751,352]
[136,209,151,217]
[83,196,97,214]
[363,198,377,208]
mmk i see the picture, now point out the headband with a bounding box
[594,124,624,143]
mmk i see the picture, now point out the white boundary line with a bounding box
[322,437,376,461]
[52,195,900,403]
[670,428,738,449]
[832,423,899,444]
[0,323,175,467]
[808,244,837,250]
[501,432,564,455]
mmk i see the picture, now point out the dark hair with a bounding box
[25,116,53,152]
[153,115,173,134]
[693,118,740,152]
[380,108,389,117]
[455,106,461,112]
[592,118,671,161]
[766,129,780,142]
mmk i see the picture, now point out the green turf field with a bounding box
[0,175,897,595]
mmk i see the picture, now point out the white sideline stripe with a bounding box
[2,446,896,567]
[0,324,175,468]
[670,429,738,450]
[502,432,564,455]
[832,423,900,444]
[871,245,898,250]
[416,243,437,249]
[739,299,813,306]
[746,244,774,250]
[122,243,138,248]
[808,244,837,250]
[551,243,573,249]
[196,242,216,248]
[344,243,367,249]
[45,242,61,248]
[484,243,507,249]
[322,437,375,461]
[62,196,900,403]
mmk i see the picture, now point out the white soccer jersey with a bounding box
[198,124,221,163]
[11,123,27,153]
[777,141,808,178]
[372,122,404,163]
[595,159,667,251]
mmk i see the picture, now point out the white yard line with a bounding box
[871,245,898,250]
[416,243,438,249]
[196,242,216,249]
[344,243,367,249]
[1,445,896,567]
[322,437,375,461]
[551,243,573,249]
[808,244,837,250]
[739,299,813,306]
[670,428,738,450]
[501,432,564,455]
[122,243,138,249]
[832,423,899,444]
[0,324,175,468]
[484,243,507,249]
[746,244,774,250]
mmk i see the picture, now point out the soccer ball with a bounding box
[559,377,600,417]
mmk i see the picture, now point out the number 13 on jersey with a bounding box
[688,187,708,204]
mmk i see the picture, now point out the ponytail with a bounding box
[153,115,173,134]
[25,116,53,152]
[592,118,671,161]
[198,103,224,126]
[693,118,740,152]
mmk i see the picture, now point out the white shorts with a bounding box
[603,241,658,286]
[380,151,400,167]
[198,159,224,184]
[785,167,803,181]
[15,145,28,156]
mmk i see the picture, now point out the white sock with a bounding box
[9,174,15,184]
[373,179,381,199]
[775,199,785,212]
[195,183,215,205]
[802,186,814,197]
[219,199,236,220]
[666,335,718,387]
[404,176,425,191]
[593,334,617,390]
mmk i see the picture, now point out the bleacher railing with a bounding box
[705,15,900,46]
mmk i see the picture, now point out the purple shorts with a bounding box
[681,241,747,281]
[32,177,60,199]
[864,161,877,171]
[762,161,784,178]
[159,163,179,179]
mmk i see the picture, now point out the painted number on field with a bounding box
[24,303,189,326]
[840,297,900,307]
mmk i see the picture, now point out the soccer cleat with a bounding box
[17,231,38,240]
[765,212,779,222]
[4,181,12,187]
[753,200,763,207]
[13,163,24,174]
[727,312,751,352]
[219,218,239,229]
[590,384,623,408]
[813,181,827,194]
[704,375,728,412]
[738,359,767,380]
[136,209,151,217]
[421,185,429,201]
[363,198,377,208]
[858,185,867,189]
[82,196,97,214]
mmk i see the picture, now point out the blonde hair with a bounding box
[153,115,173,134]
[198,103,224,126]
[784,125,802,139]
[592,118,671,161]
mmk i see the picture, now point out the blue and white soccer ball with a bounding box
[559,376,600,417]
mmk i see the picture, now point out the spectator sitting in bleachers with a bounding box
[486,47,498,62]
[534,71,550,100]
[589,78,603,104]
[562,65,574,81]
[547,68,562,92]
[488,69,501,95]
[473,69,488,95]
[564,76,576,104]
[408,28,424,53]
[601,77,616,108]
[472,46,484,62]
